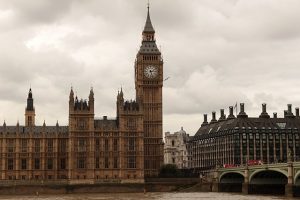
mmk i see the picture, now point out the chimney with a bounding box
[103,116,107,120]
[285,104,295,118]
[237,103,248,118]
[273,112,277,118]
[227,106,235,119]
[218,109,226,121]
[288,104,292,113]
[210,112,217,123]
[296,107,300,117]
[259,103,270,118]
[201,114,208,126]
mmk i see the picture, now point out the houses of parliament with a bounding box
[0,7,163,183]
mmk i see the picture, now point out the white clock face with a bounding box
[144,65,158,79]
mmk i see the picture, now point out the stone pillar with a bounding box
[242,166,249,194]
[211,169,219,192]
[285,162,293,197]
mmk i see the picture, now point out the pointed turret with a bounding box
[25,88,35,126]
[143,5,155,33]
[88,87,94,112]
[3,120,6,127]
[69,87,74,101]
[26,88,34,111]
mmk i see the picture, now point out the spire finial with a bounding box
[143,0,155,33]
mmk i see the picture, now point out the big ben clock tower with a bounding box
[135,5,164,177]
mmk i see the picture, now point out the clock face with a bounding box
[144,65,158,79]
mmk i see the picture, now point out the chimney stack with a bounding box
[227,106,235,119]
[237,103,248,118]
[296,107,299,117]
[273,112,277,118]
[288,104,292,113]
[210,112,217,123]
[285,104,295,118]
[218,109,226,121]
[201,114,208,126]
[259,103,270,118]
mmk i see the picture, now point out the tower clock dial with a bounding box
[144,65,158,79]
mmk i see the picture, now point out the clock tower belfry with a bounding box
[135,5,164,177]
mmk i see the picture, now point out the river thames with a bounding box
[0,193,296,200]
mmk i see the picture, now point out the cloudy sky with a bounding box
[1,0,300,135]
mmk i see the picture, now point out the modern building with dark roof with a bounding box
[188,103,300,172]
[0,5,164,184]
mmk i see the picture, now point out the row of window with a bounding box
[6,158,66,170]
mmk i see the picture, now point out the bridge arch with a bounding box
[219,171,245,183]
[249,169,288,195]
[219,171,245,193]
[249,169,288,183]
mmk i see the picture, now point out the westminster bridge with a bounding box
[210,161,300,196]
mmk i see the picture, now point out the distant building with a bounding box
[164,127,191,169]
[188,103,300,173]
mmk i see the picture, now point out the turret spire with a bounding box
[25,87,35,126]
[143,2,155,33]
[26,88,34,111]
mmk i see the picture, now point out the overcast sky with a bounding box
[1,0,300,135]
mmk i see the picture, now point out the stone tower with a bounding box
[68,87,95,183]
[25,88,35,126]
[135,5,164,177]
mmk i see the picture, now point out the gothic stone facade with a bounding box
[188,103,300,173]
[164,127,190,169]
[0,8,163,184]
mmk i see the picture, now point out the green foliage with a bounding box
[159,164,182,178]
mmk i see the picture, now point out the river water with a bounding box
[0,193,296,200]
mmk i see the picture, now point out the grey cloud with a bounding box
[1,0,300,135]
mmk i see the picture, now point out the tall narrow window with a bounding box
[113,139,118,152]
[105,157,109,168]
[59,139,66,153]
[7,139,14,153]
[77,158,85,169]
[95,139,100,152]
[21,159,27,170]
[95,157,100,169]
[47,158,53,170]
[34,139,40,153]
[7,159,14,170]
[34,158,40,169]
[114,157,118,169]
[128,138,135,151]
[47,139,53,153]
[78,138,86,152]
[60,158,66,170]
[21,139,27,153]
[128,156,136,168]
[105,139,109,151]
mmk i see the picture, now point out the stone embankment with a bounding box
[0,178,201,195]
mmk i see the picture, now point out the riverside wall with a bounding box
[0,178,203,195]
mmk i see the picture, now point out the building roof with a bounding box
[138,41,160,55]
[94,119,118,130]
[191,117,300,141]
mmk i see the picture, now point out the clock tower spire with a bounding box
[135,4,164,177]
